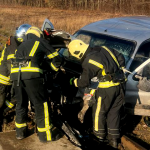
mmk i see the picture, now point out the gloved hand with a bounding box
[70,77,76,86]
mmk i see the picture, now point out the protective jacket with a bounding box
[10,34,62,80]
[0,36,19,85]
[74,46,126,140]
[74,46,125,88]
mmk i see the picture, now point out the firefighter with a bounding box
[0,24,31,119]
[10,26,62,142]
[68,39,126,148]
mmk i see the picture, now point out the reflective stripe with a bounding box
[0,79,11,85]
[98,81,120,88]
[102,46,120,67]
[89,59,103,69]
[74,78,78,87]
[36,102,52,141]
[15,122,27,128]
[50,62,59,71]
[43,102,52,141]
[0,74,10,82]
[95,97,101,131]
[7,54,15,60]
[0,45,6,65]
[17,38,23,42]
[90,89,95,95]
[47,52,59,59]
[11,67,43,74]
[29,41,40,56]
[5,100,14,108]
[38,124,53,132]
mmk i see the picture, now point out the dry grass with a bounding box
[0,5,125,49]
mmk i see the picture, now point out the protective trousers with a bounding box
[14,78,52,142]
[92,85,124,140]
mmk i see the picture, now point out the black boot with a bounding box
[109,138,119,149]
[16,127,27,140]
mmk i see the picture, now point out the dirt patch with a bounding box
[0,131,81,150]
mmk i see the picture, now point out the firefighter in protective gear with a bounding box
[10,26,62,142]
[1,24,31,117]
[0,24,31,120]
[68,39,126,148]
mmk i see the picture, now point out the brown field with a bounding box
[0,4,125,49]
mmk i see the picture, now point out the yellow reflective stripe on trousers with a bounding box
[102,46,120,67]
[95,97,102,131]
[0,45,6,65]
[29,41,40,56]
[11,67,43,74]
[7,54,15,60]
[47,51,59,59]
[37,102,52,141]
[98,81,120,88]
[44,102,51,141]
[50,62,59,71]
[15,122,27,128]
[5,100,14,108]
[37,124,53,132]
[89,59,103,69]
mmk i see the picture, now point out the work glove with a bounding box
[70,77,76,86]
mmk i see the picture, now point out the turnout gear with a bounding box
[0,36,20,124]
[15,24,31,42]
[11,33,62,142]
[0,36,19,108]
[69,43,125,142]
[68,39,89,59]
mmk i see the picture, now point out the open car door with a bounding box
[41,19,75,48]
[125,58,150,116]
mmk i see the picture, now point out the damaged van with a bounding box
[42,16,150,118]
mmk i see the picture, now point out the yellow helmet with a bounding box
[68,39,89,59]
[26,26,43,38]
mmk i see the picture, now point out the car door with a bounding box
[41,18,55,31]
[125,41,150,116]
[41,18,75,48]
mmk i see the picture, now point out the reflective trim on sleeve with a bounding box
[47,51,59,59]
[89,59,103,69]
[90,89,95,96]
[98,81,120,88]
[0,79,11,85]
[0,45,6,65]
[0,74,10,82]
[74,78,78,87]
[15,122,27,128]
[5,100,14,108]
[95,97,102,131]
[50,62,59,71]
[29,41,40,56]
[7,54,15,60]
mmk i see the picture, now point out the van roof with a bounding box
[81,16,150,44]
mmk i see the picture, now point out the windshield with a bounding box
[59,30,135,64]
